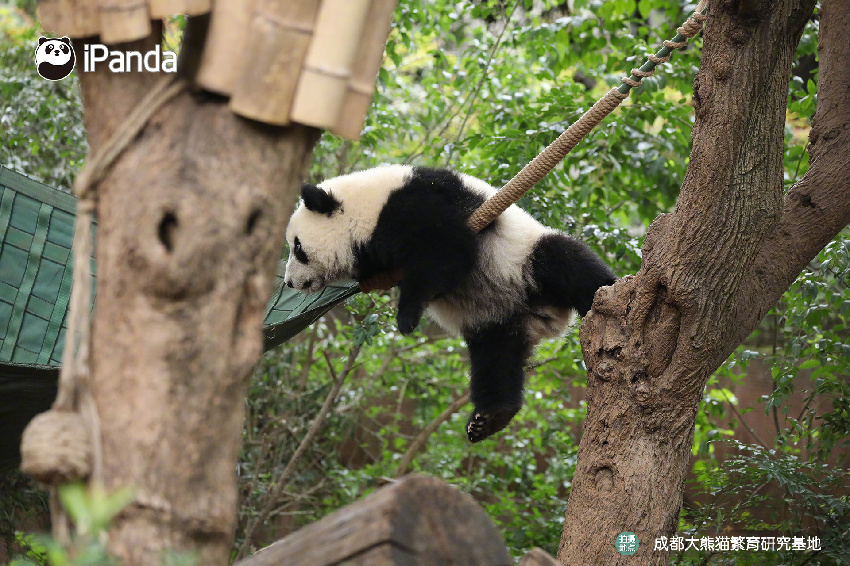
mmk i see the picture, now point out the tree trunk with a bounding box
[75,28,319,564]
[558,0,850,564]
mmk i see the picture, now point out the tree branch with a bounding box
[296,325,319,394]
[722,0,850,363]
[237,343,362,559]
[446,0,520,165]
[559,2,821,564]
[394,391,470,478]
[720,389,769,451]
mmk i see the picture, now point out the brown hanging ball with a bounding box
[20,411,92,486]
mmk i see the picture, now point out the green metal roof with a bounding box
[0,166,79,367]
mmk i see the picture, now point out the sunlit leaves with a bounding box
[0,9,86,191]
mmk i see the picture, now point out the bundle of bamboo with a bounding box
[37,0,396,140]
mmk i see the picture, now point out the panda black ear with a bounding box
[39,37,49,46]
[301,183,341,216]
[59,37,72,45]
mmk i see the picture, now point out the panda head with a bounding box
[283,183,348,293]
[284,165,413,293]
[35,37,75,81]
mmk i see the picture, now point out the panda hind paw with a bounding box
[466,413,490,443]
[466,406,520,443]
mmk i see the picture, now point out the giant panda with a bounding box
[283,164,616,442]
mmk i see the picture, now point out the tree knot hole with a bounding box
[630,370,647,385]
[606,345,623,360]
[596,359,615,381]
[595,466,614,491]
[158,211,178,253]
[634,383,651,404]
[246,208,262,235]
[796,193,815,208]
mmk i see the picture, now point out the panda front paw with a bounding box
[396,305,423,334]
[466,405,521,443]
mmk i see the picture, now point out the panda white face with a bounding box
[283,186,351,293]
[283,166,412,293]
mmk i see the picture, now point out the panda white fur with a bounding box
[284,165,616,442]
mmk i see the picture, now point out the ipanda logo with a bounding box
[81,44,177,73]
[35,36,177,80]
[35,36,75,81]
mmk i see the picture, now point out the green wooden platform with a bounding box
[0,165,358,472]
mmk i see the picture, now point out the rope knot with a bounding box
[20,411,92,486]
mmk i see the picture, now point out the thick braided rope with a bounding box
[465,3,707,233]
[360,5,709,292]
[467,88,628,232]
[359,4,707,291]
[620,7,707,90]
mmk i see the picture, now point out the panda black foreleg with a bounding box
[396,277,433,334]
[463,315,532,443]
[395,228,478,335]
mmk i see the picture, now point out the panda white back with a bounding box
[427,173,554,336]
[316,165,412,244]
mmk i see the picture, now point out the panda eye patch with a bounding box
[293,237,309,264]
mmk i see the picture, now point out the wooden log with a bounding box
[37,0,100,37]
[330,0,396,140]
[518,548,563,566]
[98,0,151,44]
[194,0,255,95]
[235,475,512,566]
[289,0,372,132]
[149,0,211,18]
[228,0,321,125]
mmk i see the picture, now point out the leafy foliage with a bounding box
[0,7,86,191]
[0,0,845,564]
[680,441,849,566]
[244,1,847,562]
[0,471,48,562]
[10,483,136,566]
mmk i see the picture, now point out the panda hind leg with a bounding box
[530,233,617,316]
[463,315,532,443]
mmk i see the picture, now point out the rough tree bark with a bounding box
[558,0,849,564]
[74,24,319,565]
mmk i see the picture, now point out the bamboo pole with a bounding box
[229,0,322,124]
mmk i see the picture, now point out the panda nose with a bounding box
[286,280,293,288]
[303,279,313,288]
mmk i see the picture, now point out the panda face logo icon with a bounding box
[35,37,76,81]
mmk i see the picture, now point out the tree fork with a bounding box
[558,0,823,564]
[74,25,319,564]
